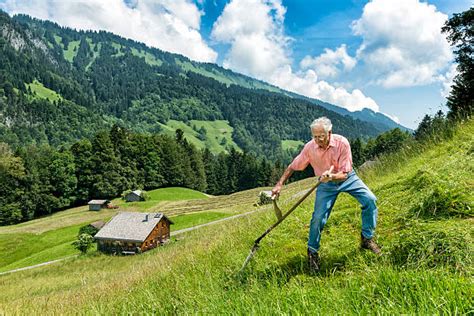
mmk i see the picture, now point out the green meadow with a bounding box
[159,119,241,154]
[26,79,62,102]
[0,187,242,274]
[0,121,472,314]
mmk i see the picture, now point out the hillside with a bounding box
[0,120,472,314]
[0,11,401,158]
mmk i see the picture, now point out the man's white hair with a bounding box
[310,117,332,133]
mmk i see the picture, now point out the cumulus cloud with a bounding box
[438,63,458,97]
[0,0,217,62]
[300,44,357,79]
[211,0,378,112]
[352,0,452,88]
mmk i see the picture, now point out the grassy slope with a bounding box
[0,187,219,272]
[64,40,80,62]
[176,59,281,92]
[0,121,473,314]
[130,47,162,66]
[282,139,304,151]
[159,119,241,154]
[26,79,62,102]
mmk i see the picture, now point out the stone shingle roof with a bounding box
[132,190,142,196]
[94,212,171,242]
[88,199,109,205]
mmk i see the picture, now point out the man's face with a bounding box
[311,125,331,148]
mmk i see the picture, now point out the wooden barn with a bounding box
[94,212,173,255]
[124,190,144,202]
[88,199,110,211]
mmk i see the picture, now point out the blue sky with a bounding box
[1,0,472,128]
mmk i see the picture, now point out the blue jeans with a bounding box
[308,171,378,253]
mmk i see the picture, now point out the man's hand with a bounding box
[271,184,282,199]
[319,165,334,183]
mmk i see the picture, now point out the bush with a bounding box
[72,233,95,254]
[79,224,100,236]
[141,191,150,201]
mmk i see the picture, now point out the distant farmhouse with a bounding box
[124,190,144,202]
[88,199,110,211]
[94,212,173,255]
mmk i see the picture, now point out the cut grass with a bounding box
[0,224,82,272]
[114,187,209,211]
[26,79,62,102]
[170,211,230,231]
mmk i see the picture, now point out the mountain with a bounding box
[0,11,403,158]
[287,92,411,132]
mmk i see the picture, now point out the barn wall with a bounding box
[140,220,171,252]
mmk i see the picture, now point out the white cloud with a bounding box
[300,44,357,79]
[211,0,378,112]
[352,0,452,88]
[438,63,458,97]
[1,0,217,62]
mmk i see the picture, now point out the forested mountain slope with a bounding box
[0,12,400,158]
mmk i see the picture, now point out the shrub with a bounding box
[78,224,100,236]
[72,233,95,254]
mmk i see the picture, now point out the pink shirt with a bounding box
[289,134,353,176]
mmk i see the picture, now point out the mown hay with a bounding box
[390,227,472,272]
[407,170,472,219]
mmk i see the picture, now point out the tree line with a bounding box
[0,122,417,226]
[0,125,287,225]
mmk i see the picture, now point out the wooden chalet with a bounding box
[88,199,110,211]
[94,212,173,255]
[124,190,144,202]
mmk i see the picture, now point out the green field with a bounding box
[0,121,472,314]
[64,40,80,62]
[85,37,102,70]
[115,187,209,211]
[175,59,280,92]
[282,139,304,151]
[111,42,124,57]
[26,79,62,102]
[159,119,241,154]
[170,211,230,231]
[0,186,230,273]
[131,48,162,66]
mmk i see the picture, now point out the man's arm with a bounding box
[271,166,295,198]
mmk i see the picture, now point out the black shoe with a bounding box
[361,234,382,255]
[307,249,320,272]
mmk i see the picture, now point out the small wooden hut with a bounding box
[94,212,173,255]
[88,199,110,211]
[124,190,144,202]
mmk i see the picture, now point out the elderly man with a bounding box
[271,117,381,272]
